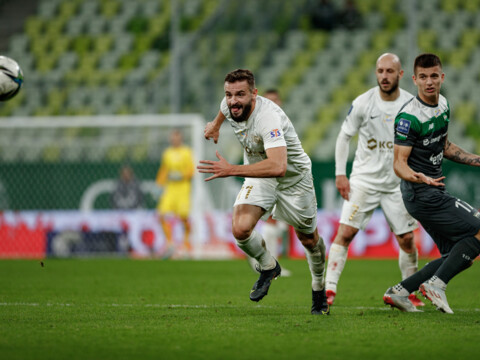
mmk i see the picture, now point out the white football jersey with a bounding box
[220,95,311,189]
[341,86,414,191]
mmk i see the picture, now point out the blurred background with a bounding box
[0,0,479,259]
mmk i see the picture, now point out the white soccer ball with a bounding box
[0,55,24,101]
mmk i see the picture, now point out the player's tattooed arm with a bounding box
[444,139,480,166]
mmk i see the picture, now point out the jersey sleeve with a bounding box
[220,97,229,117]
[394,112,421,146]
[155,151,168,186]
[335,129,352,176]
[341,97,366,136]
[257,112,286,150]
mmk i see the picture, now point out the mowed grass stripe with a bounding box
[1,258,480,360]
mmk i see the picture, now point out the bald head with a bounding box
[375,53,403,99]
[376,53,402,71]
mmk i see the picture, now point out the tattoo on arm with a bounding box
[445,140,480,166]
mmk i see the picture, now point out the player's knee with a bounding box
[232,223,253,241]
[396,231,415,250]
[334,225,357,245]
[299,237,316,250]
[296,230,319,250]
[464,235,480,255]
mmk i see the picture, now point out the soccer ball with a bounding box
[0,55,24,101]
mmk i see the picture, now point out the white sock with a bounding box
[398,247,418,280]
[246,255,259,272]
[236,230,276,271]
[429,275,447,291]
[262,222,279,257]
[304,236,326,291]
[393,283,410,296]
[325,243,349,293]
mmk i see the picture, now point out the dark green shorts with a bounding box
[402,185,480,255]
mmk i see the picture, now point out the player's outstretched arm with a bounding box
[197,151,234,181]
[197,147,287,182]
[394,144,445,186]
[444,137,480,167]
[204,111,226,144]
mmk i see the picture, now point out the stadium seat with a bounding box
[37,0,61,19]
[1,0,478,162]
[464,0,480,11]
[441,0,461,12]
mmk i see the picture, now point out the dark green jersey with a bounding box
[394,96,480,253]
[394,95,450,184]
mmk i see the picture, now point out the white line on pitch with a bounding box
[1,302,480,312]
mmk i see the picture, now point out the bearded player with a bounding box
[325,53,424,308]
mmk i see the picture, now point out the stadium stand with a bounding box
[0,0,479,161]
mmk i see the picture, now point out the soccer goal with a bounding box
[0,114,246,258]
[0,114,209,211]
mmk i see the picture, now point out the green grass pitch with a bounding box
[1,258,480,360]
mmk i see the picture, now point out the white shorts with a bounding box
[340,183,418,235]
[234,174,318,234]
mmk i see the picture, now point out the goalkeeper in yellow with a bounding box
[156,129,195,257]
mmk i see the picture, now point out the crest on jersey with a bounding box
[397,119,411,134]
[270,129,281,138]
[395,118,411,140]
[383,116,394,124]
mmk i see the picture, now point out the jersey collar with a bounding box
[416,95,438,108]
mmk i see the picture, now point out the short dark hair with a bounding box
[224,69,255,92]
[414,53,442,73]
[264,88,279,95]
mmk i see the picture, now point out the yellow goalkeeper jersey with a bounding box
[156,145,194,188]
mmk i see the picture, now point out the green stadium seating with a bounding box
[0,0,479,162]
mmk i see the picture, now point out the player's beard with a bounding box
[378,76,399,95]
[229,102,252,123]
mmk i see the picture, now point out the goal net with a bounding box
[0,114,242,259]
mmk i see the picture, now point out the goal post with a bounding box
[0,114,209,212]
[0,114,231,258]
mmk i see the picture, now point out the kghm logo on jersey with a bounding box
[270,129,281,138]
[367,138,393,150]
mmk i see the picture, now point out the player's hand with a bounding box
[335,175,350,200]
[204,122,220,144]
[414,172,445,186]
[197,151,232,181]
